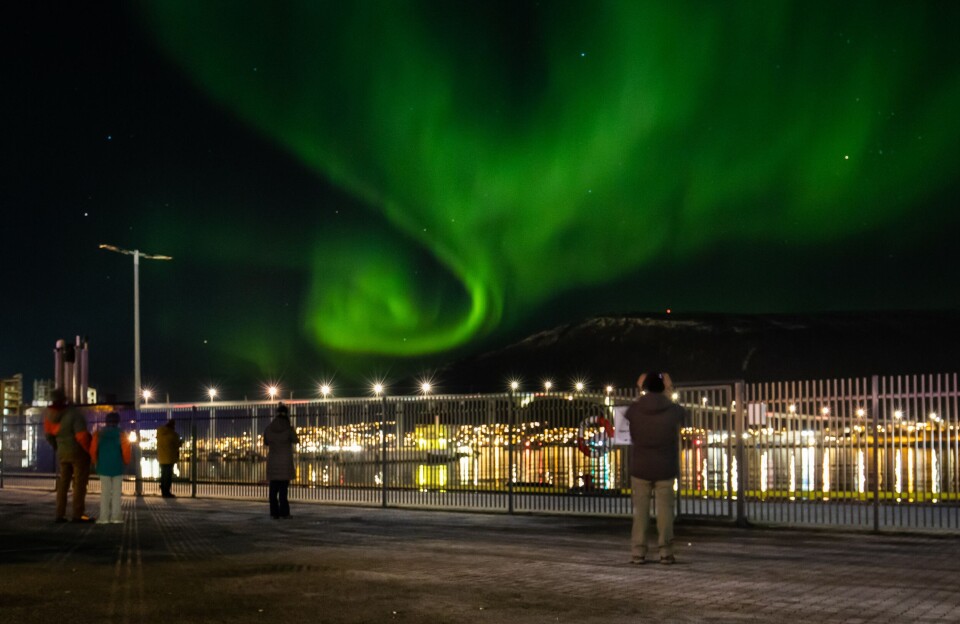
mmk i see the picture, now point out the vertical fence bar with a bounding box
[735,382,746,526]
[508,389,515,514]
[190,406,198,498]
[0,410,5,489]
[871,374,880,532]
[380,395,387,508]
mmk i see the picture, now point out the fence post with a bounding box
[380,395,388,508]
[508,390,515,514]
[735,382,747,527]
[191,406,198,498]
[0,411,5,489]
[871,374,880,532]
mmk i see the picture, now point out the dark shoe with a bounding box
[161,493,176,498]
[72,515,96,523]
[55,517,68,523]
[659,555,676,565]
[630,556,646,565]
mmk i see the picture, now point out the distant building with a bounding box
[1,373,23,416]
[33,378,55,407]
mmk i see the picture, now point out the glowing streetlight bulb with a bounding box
[208,387,218,401]
[894,410,903,420]
[142,389,152,404]
[856,408,865,418]
[821,406,830,416]
[509,380,520,392]
[701,397,708,406]
[320,384,331,398]
[575,382,585,392]
[420,382,432,395]
[605,385,613,394]
[671,392,679,401]
[268,385,279,400]
[373,383,384,396]
[788,404,797,414]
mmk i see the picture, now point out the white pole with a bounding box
[133,250,143,496]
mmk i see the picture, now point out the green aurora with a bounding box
[138,1,960,368]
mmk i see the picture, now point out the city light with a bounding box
[509,380,520,392]
[142,389,152,404]
[574,381,585,392]
[788,404,797,414]
[894,410,903,420]
[372,383,384,396]
[856,408,866,418]
[544,380,553,392]
[605,385,613,394]
[420,381,432,395]
[319,384,332,398]
[208,387,218,401]
[267,385,279,400]
[821,406,830,416]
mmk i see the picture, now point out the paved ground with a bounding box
[1,488,959,623]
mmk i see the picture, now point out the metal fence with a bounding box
[2,373,958,532]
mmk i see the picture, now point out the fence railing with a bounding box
[2,373,958,532]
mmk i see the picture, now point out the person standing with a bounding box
[624,371,687,565]
[263,403,299,519]
[156,419,182,498]
[90,411,132,523]
[44,388,94,523]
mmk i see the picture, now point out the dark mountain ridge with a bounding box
[431,311,960,392]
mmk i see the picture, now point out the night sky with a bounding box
[7,1,960,402]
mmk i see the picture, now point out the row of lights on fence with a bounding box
[139,380,625,403]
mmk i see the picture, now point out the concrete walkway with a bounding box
[1,488,959,623]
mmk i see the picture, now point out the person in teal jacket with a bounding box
[90,412,132,524]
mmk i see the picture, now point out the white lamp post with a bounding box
[100,244,172,495]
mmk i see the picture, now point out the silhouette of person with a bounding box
[156,419,182,498]
[263,402,299,519]
[624,371,687,564]
[44,388,94,522]
[90,411,131,523]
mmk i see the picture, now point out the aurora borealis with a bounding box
[8,1,960,399]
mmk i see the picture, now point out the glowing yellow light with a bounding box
[509,380,520,391]
[141,389,153,403]
[127,431,138,443]
[420,382,432,394]
[320,384,332,398]
[544,381,553,391]
[605,385,613,394]
[856,408,865,417]
[671,392,679,401]
[574,382,585,392]
[788,404,797,414]
[207,387,218,400]
[821,406,830,416]
[268,385,279,399]
[894,410,903,419]
[701,397,708,406]
[373,383,384,396]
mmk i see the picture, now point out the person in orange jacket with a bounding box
[44,388,94,523]
[90,411,132,524]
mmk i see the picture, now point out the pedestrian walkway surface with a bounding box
[1,488,958,623]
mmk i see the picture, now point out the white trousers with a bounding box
[99,475,124,523]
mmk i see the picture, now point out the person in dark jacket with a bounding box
[263,403,299,519]
[624,371,687,564]
[44,388,94,523]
